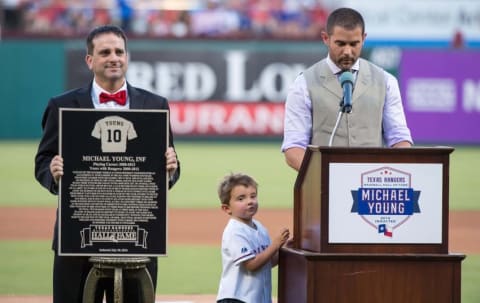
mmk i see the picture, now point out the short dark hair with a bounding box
[218,173,258,205]
[86,25,128,55]
[326,7,365,35]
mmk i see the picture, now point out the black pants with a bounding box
[217,299,245,303]
[52,254,157,303]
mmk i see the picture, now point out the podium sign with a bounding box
[58,109,169,256]
[329,162,443,244]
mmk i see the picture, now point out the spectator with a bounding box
[249,0,278,37]
[451,29,465,49]
[2,0,30,30]
[170,10,190,37]
[116,0,133,32]
[190,0,241,37]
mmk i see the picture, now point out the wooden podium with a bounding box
[278,146,465,303]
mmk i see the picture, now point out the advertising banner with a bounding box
[400,50,480,144]
[169,102,284,136]
[65,43,479,143]
[67,47,326,103]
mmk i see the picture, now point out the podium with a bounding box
[278,146,465,303]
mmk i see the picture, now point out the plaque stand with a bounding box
[83,257,155,303]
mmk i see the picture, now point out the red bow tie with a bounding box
[99,90,127,105]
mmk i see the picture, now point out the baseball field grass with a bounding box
[1,140,478,209]
[0,140,479,302]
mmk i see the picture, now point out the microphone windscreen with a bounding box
[339,71,354,86]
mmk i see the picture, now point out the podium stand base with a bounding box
[278,247,465,303]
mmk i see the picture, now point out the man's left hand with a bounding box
[165,147,178,179]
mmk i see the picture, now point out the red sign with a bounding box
[170,102,285,136]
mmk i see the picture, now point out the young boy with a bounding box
[216,173,290,303]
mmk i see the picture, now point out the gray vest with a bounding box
[304,58,386,147]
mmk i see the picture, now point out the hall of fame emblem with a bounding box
[350,167,421,237]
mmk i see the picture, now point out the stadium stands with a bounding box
[0,0,330,39]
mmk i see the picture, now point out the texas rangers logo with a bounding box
[350,167,421,237]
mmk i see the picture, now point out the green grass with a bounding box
[0,141,53,207]
[449,146,480,210]
[0,241,476,302]
[0,241,281,297]
[0,241,52,295]
[0,140,298,208]
[0,140,478,210]
[169,140,297,209]
[157,245,280,296]
[462,255,480,303]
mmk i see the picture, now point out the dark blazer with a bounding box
[35,82,180,249]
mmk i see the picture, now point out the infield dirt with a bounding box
[1,207,479,253]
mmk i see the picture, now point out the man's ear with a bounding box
[85,55,93,70]
[320,30,329,44]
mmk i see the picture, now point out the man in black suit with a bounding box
[34,25,180,303]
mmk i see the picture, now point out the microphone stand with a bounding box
[328,110,344,147]
[328,99,350,147]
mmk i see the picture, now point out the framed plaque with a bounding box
[58,108,169,256]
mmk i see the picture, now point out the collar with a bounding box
[326,55,360,75]
[91,80,128,108]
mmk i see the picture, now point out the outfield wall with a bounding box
[0,39,479,144]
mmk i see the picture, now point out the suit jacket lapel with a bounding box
[128,83,146,109]
[74,84,95,108]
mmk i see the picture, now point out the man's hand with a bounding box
[50,155,64,184]
[392,141,412,148]
[284,147,306,171]
[165,147,178,179]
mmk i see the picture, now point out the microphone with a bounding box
[329,71,354,146]
[339,71,354,113]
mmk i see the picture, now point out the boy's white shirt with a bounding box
[217,218,273,303]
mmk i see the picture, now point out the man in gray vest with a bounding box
[281,7,412,171]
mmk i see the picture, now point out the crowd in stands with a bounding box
[1,0,334,39]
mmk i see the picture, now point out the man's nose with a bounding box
[343,45,353,56]
[107,52,121,61]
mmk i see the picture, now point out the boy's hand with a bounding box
[272,227,290,249]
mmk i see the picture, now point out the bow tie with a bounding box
[99,90,127,105]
